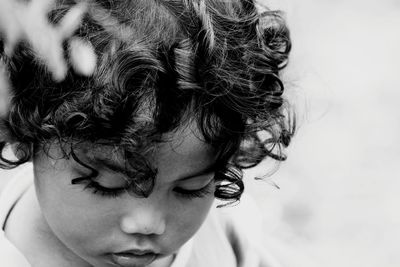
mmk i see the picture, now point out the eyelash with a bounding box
[82,179,126,198]
[70,149,214,200]
[173,181,214,199]
[71,176,214,200]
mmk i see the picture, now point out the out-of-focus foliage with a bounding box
[0,0,96,116]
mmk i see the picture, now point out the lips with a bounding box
[110,250,158,267]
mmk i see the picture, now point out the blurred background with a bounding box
[1,0,399,266]
[245,0,400,266]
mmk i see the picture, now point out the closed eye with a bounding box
[173,179,214,199]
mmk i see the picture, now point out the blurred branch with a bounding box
[0,0,96,116]
[0,0,89,80]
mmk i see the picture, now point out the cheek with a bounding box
[165,195,215,249]
[34,167,118,256]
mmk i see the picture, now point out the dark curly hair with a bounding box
[0,0,294,205]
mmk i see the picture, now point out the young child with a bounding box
[0,0,294,266]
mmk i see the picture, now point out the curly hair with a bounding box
[0,0,294,204]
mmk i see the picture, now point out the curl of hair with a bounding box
[0,0,295,205]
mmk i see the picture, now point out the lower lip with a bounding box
[110,252,157,267]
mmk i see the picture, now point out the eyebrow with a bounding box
[91,156,216,181]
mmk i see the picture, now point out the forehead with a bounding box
[155,122,216,179]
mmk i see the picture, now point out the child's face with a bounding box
[33,124,217,267]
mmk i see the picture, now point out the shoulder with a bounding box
[0,164,34,228]
[0,231,31,267]
[0,164,33,267]
[216,194,283,267]
[186,194,283,267]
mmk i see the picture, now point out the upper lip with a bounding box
[114,249,159,256]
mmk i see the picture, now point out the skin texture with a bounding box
[29,123,217,267]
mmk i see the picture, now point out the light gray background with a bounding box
[246,0,400,266]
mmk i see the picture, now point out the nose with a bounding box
[119,197,166,236]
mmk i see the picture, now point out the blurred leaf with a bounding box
[69,37,97,76]
[0,0,96,116]
[0,0,91,80]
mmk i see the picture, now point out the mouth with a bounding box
[110,250,159,267]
